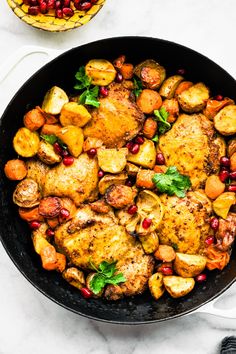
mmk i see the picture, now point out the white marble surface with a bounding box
[1,0,236,353]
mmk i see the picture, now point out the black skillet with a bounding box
[0,37,236,324]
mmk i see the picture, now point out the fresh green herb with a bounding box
[40,134,67,150]
[152,134,159,142]
[172,243,178,251]
[133,77,143,97]
[154,107,171,134]
[152,166,191,198]
[74,66,100,108]
[89,260,126,295]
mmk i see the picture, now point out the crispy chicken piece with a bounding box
[216,213,236,251]
[26,159,50,191]
[83,82,145,148]
[159,114,226,189]
[55,205,154,299]
[43,153,99,206]
[157,191,213,254]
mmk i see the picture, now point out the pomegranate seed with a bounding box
[220,156,230,167]
[53,142,63,155]
[98,170,104,178]
[60,208,70,219]
[48,0,55,8]
[210,217,219,231]
[126,141,134,151]
[125,179,133,187]
[128,205,138,215]
[135,136,145,145]
[90,0,98,3]
[115,72,123,83]
[23,0,30,4]
[62,7,74,16]
[130,143,140,154]
[161,267,173,276]
[56,8,63,17]
[215,95,223,101]
[87,148,97,157]
[29,221,41,230]
[228,185,236,192]
[78,1,92,10]
[177,68,186,75]
[29,0,38,5]
[63,0,70,6]
[205,235,215,246]
[229,172,236,180]
[81,287,92,299]
[40,1,48,13]
[55,1,61,9]
[195,273,207,282]
[63,156,74,166]
[61,149,69,157]
[46,228,55,237]
[99,86,109,97]
[142,218,152,229]
[219,169,229,182]
[156,153,165,165]
[28,6,40,15]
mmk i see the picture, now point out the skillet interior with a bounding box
[0,36,236,324]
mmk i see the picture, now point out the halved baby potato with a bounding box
[148,272,165,300]
[57,125,84,158]
[163,276,195,298]
[159,75,184,99]
[85,59,117,86]
[212,192,236,219]
[62,267,85,290]
[97,148,128,173]
[174,253,207,278]
[127,139,156,169]
[13,178,40,208]
[42,86,69,115]
[214,105,236,135]
[139,231,159,254]
[37,140,62,165]
[98,172,128,194]
[177,82,210,113]
[60,102,91,128]
[13,127,40,157]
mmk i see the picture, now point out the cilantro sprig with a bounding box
[89,260,126,295]
[152,166,191,198]
[40,134,67,149]
[133,77,143,97]
[154,107,171,134]
[74,66,100,108]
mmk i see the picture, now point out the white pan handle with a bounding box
[194,291,236,318]
[0,45,62,83]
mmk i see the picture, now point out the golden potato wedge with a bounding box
[125,162,140,176]
[127,139,156,169]
[85,59,116,86]
[174,253,207,277]
[37,140,62,165]
[57,125,84,158]
[213,192,236,219]
[97,148,128,173]
[177,82,210,113]
[163,276,195,298]
[98,172,128,194]
[59,102,91,128]
[83,137,104,152]
[159,75,184,99]
[139,231,159,254]
[148,272,165,300]
[13,178,40,208]
[62,267,85,290]
[13,127,40,158]
[32,223,49,254]
[228,138,236,157]
[214,105,236,135]
[42,86,69,115]
[134,60,166,89]
[230,152,236,172]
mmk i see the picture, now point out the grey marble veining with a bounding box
[0,0,236,353]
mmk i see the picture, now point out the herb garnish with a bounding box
[154,107,171,134]
[89,260,126,295]
[74,66,100,108]
[152,166,191,198]
[133,77,143,97]
[40,134,67,149]
[152,134,159,142]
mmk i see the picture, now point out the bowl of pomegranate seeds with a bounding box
[7,0,105,32]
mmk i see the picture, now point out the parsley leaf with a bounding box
[74,66,91,90]
[154,107,171,134]
[89,260,126,295]
[172,243,178,251]
[40,134,57,145]
[152,134,159,142]
[80,86,100,108]
[74,66,100,108]
[133,77,143,97]
[152,166,191,198]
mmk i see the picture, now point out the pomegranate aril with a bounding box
[161,267,173,276]
[78,1,92,10]
[142,218,152,229]
[63,7,74,16]
[135,136,145,145]
[40,2,48,13]
[55,1,61,9]
[99,86,109,97]
[28,6,40,15]
[29,220,41,230]
[215,95,223,101]
[126,141,134,151]
[46,228,55,237]
[229,171,236,180]
[60,208,70,219]
[220,156,230,167]
[156,153,165,165]
[128,205,138,215]
[219,169,229,182]
[29,0,38,6]
[48,0,56,8]
[87,148,97,157]
[130,143,140,154]
[63,156,74,166]
[63,0,70,6]
[177,68,186,75]
[115,72,123,83]
[205,235,215,246]
[56,8,63,17]
[228,185,236,192]
[98,170,104,178]
[195,274,207,282]
[210,217,219,231]
[81,287,92,299]
[53,142,63,155]
[90,0,98,3]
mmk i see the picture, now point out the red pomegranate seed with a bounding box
[53,142,63,155]
[29,220,41,230]
[48,0,55,8]
[205,235,215,246]
[126,141,134,151]
[128,205,138,215]
[130,143,140,154]
[142,218,152,229]
[156,153,166,165]
[115,72,123,83]
[40,1,48,13]
[99,86,109,97]
[87,148,97,157]
[29,0,38,5]
[219,169,229,182]
[125,179,133,187]
[63,156,74,166]
[78,1,92,10]
[161,267,173,276]
[55,1,61,9]
[220,156,230,167]
[210,217,219,231]
[195,273,207,282]
[135,136,145,145]
[63,7,74,16]
[28,6,40,15]
[63,0,70,6]
[177,68,186,75]
[23,0,30,4]
[46,228,55,237]
[91,0,98,3]
[60,208,70,219]
[81,287,92,299]
[98,170,104,178]
[230,171,236,180]
[56,8,63,17]
[228,185,236,192]
[215,95,223,101]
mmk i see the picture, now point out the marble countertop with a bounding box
[1,0,236,353]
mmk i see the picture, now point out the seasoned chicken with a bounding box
[26,159,49,192]
[157,191,213,254]
[55,205,154,299]
[159,114,226,188]
[83,82,145,148]
[216,213,236,251]
[43,153,99,206]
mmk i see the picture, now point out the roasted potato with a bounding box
[13,127,40,157]
[98,172,128,194]
[230,152,236,172]
[62,267,85,290]
[59,102,91,128]
[57,125,84,158]
[174,253,207,277]
[37,140,62,165]
[159,75,184,99]
[125,162,140,176]
[134,59,166,89]
[139,231,159,254]
[212,192,236,219]
[228,139,236,157]
[127,139,156,169]
[177,82,210,113]
[163,276,195,298]
[83,137,104,152]
[13,178,40,208]
[97,148,128,173]
[120,63,134,80]
[154,245,176,262]
[137,89,162,114]
[214,105,236,135]
[42,86,69,115]
[85,59,116,86]
[136,169,155,189]
[32,223,49,254]
[175,81,193,96]
[205,175,225,199]
[105,185,136,209]
[4,159,27,181]
[23,107,45,131]
[203,97,234,120]
[142,117,158,139]
[148,272,165,300]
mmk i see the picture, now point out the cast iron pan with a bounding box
[0,37,236,324]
